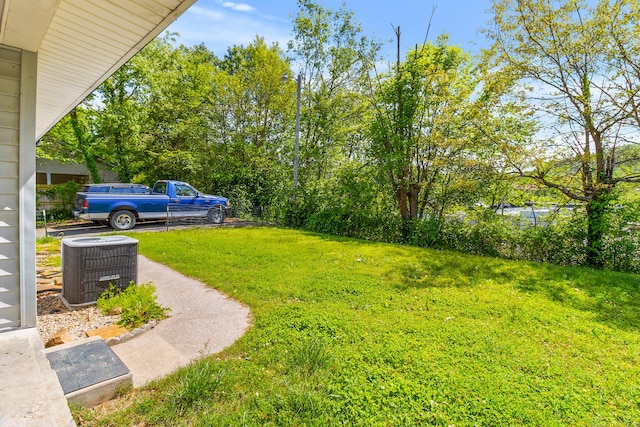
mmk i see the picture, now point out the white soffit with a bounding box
[0,0,59,52]
[0,0,197,139]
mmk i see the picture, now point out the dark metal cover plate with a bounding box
[46,339,130,394]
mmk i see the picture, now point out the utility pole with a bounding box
[292,73,301,208]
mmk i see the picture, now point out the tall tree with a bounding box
[92,62,147,183]
[288,0,380,193]
[368,35,493,223]
[38,106,102,184]
[486,0,640,267]
[217,37,291,152]
[207,37,292,206]
[138,38,217,187]
[39,35,178,184]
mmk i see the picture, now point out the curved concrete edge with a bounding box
[110,255,252,387]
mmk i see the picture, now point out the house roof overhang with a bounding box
[0,0,197,139]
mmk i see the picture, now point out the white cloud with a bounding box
[188,5,223,20]
[221,2,255,12]
[170,3,292,56]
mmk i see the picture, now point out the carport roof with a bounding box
[0,0,197,139]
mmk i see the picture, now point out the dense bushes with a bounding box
[301,205,640,274]
[304,207,402,242]
[599,202,640,273]
[36,181,79,222]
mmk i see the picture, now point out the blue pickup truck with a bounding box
[73,180,230,231]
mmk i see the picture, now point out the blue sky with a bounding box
[167,0,496,59]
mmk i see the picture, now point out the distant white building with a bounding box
[36,157,117,186]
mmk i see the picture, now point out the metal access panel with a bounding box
[61,236,138,307]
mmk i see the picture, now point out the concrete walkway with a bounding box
[0,254,251,425]
[112,255,251,387]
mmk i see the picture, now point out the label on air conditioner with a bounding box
[99,274,121,282]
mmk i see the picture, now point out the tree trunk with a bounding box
[409,183,420,219]
[585,195,607,268]
[396,185,410,220]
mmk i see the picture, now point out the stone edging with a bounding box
[104,320,158,346]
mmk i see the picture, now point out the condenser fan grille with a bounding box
[61,236,138,307]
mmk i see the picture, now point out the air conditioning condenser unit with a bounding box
[61,236,138,308]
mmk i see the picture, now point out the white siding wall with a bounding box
[0,47,22,330]
[0,46,36,331]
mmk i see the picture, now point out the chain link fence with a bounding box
[37,204,276,237]
[162,204,273,229]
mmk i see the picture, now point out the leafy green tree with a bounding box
[368,35,494,223]
[38,106,102,183]
[92,63,147,183]
[486,0,640,267]
[136,39,217,187]
[39,36,177,185]
[287,0,381,222]
[207,37,292,207]
[217,37,291,151]
[41,33,294,212]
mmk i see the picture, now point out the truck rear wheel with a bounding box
[110,210,136,231]
[207,205,225,224]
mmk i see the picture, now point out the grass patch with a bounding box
[36,234,59,246]
[77,227,640,426]
[36,235,61,268]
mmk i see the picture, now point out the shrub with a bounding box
[438,209,518,258]
[406,217,443,248]
[599,201,640,273]
[97,282,168,329]
[290,191,639,273]
[602,233,640,273]
[304,208,346,236]
[225,185,252,219]
[43,206,75,222]
[305,207,404,244]
[37,181,80,221]
[516,212,587,267]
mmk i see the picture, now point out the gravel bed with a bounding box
[37,292,120,345]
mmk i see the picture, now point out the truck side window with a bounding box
[153,182,167,194]
[176,184,196,197]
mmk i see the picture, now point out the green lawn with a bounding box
[75,227,640,426]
